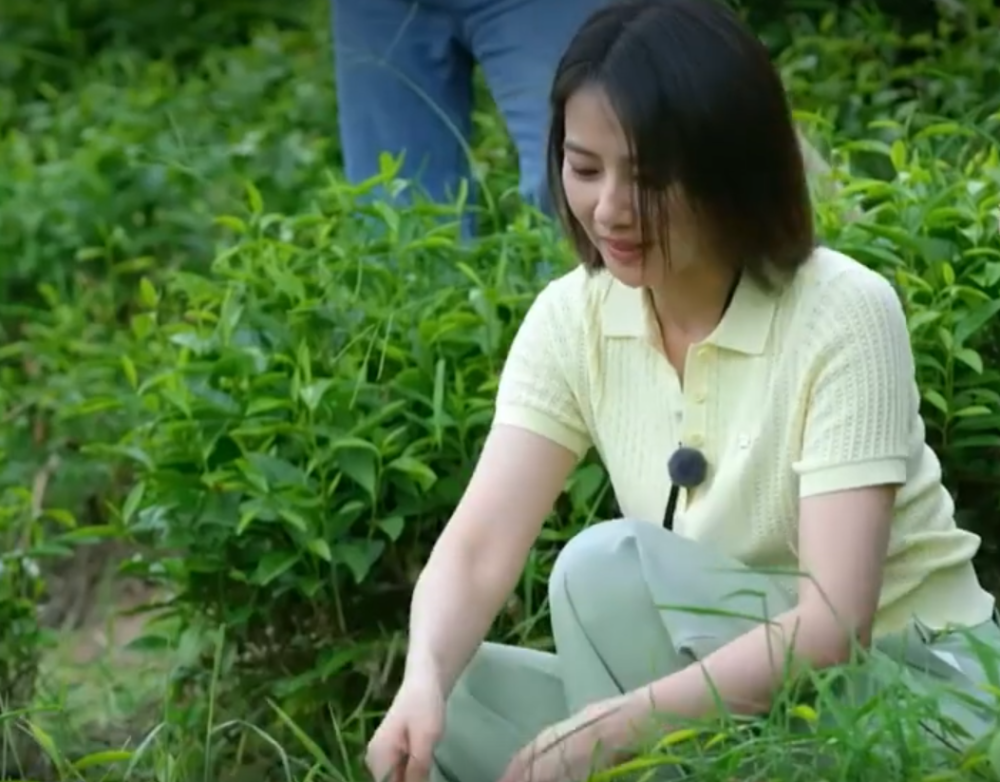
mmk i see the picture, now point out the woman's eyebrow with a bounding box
[564,140,632,166]
[563,140,598,156]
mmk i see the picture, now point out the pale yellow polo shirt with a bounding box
[493,245,995,635]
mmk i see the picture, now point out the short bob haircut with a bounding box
[546,0,815,289]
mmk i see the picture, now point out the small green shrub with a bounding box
[778,0,1000,145]
[96,176,610,732]
[0,487,47,710]
[0,25,339,308]
[0,485,87,778]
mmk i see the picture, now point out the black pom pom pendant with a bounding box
[668,446,708,488]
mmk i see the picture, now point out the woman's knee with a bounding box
[445,642,564,713]
[549,518,654,612]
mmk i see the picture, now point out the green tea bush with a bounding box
[0,485,86,778]
[0,18,348,759]
[0,23,345,633]
[102,175,614,732]
[0,488,46,711]
[0,0,317,98]
[777,1,1000,152]
[0,25,338,306]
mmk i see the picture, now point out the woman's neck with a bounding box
[649,263,740,342]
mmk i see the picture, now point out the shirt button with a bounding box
[688,433,704,446]
[694,390,706,403]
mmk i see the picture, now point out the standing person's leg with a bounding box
[461,0,608,217]
[331,0,477,236]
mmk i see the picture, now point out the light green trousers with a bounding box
[431,518,1000,781]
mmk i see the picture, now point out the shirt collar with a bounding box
[600,271,778,355]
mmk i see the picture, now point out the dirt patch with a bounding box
[39,540,172,681]
[62,577,166,666]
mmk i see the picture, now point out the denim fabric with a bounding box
[330,0,607,235]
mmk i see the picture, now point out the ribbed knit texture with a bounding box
[494,246,993,634]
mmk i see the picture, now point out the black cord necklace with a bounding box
[660,270,742,530]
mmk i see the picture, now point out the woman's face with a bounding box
[560,86,702,289]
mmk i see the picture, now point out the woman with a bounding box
[365,1,1000,781]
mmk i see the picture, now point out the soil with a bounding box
[41,541,165,665]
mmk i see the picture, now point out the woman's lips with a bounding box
[602,238,644,264]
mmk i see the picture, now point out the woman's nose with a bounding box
[594,181,633,227]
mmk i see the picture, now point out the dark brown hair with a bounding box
[546,0,815,289]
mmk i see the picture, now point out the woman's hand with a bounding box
[365,675,446,782]
[498,693,647,782]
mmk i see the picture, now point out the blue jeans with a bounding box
[330,0,608,235]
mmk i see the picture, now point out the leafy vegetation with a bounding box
[4,0,1000,779]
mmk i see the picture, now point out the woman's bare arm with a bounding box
[403,424,579,696]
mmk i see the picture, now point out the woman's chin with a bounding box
[605,256,647,288]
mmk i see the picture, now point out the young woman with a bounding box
[364,1,1000,781]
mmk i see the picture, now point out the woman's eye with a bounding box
[570,166,599,178]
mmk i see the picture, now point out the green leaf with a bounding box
[121,482,146,525]
[336,446,378,498]
[268,700,339,775]
[954,348,984,375]
[247,397,292,415]
[568,463,609,509]
[336,540,385,584]
[890,138,907,170]
[60,525,119,543]
[246,453,309,488]
[300,379,335,412]
[251,552,300,585]
[954,300,1000,347]
[72,750,133,770]
[386,456,437,491]
[124,634,173,652]
[138,277,159,308]
[245,179,264,214]
[26,720,63,768]
[923,390,949,415]
[214,215,248,233]
[907,309,943,334]
[377,515,405,541]
[278,508,309,533]
[940,261,955,287]
[121,354,138,390]
[308,538,332,562]
[954,406,992,418]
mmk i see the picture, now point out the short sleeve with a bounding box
[792,271,915,498]
[492,280,592,458]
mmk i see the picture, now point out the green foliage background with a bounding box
[3,0,1000,779]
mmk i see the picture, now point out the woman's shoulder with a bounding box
[535,263,612,300]
[787,245,904,323]
[794,245,900,301]
[526,264,617,332]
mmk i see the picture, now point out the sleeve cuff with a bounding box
[492,405,591,458]
[797,457,907,498]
